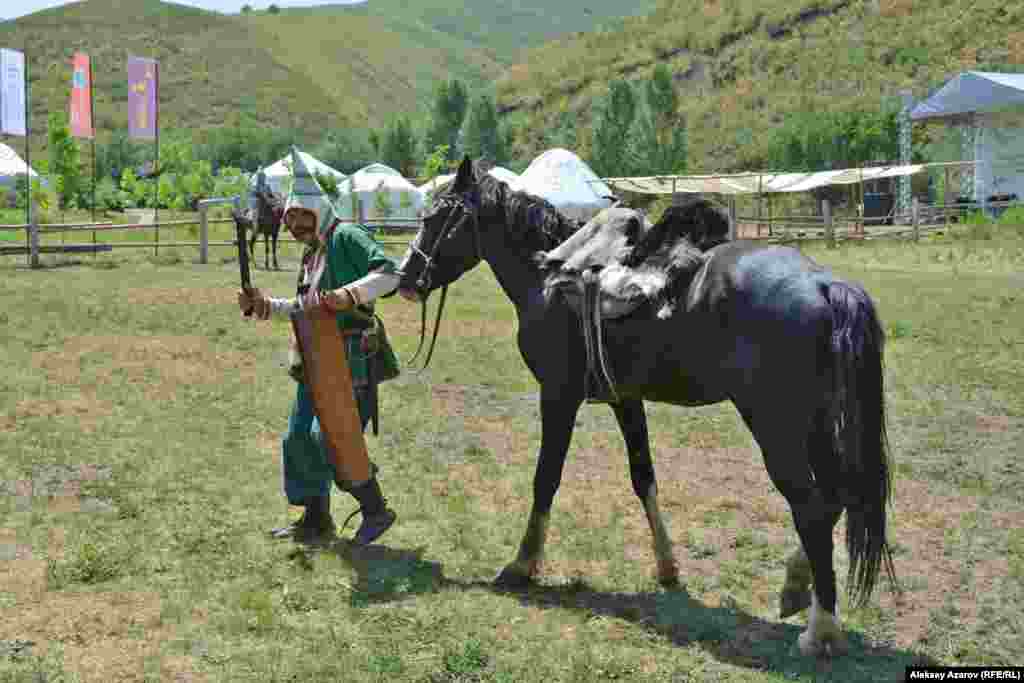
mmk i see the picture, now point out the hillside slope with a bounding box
[496,0,1024,172]
[0,0,658,163]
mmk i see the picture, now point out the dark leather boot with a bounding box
[269,495,335,542]
[346,477,396,546]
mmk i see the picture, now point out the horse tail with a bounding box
[826,280,897,608]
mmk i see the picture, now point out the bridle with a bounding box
[402,191,483,371]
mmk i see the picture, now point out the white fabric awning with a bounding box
[601,163,939,195]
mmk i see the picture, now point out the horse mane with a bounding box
[474,169,579,252]
[622,198,729,268]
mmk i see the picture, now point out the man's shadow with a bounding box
[302,540,938,678]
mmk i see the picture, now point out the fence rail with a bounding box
[1,196,421,268]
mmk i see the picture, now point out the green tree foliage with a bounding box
[382,116,417,178]
[373,181,392,218]
[267,4,280,14]
[313,131,375,174]
[241,4,253,13]
[48,112,85,210]
[421,144,451,180]
[632,65,688,175]
[462,93,507,165]
[766,107,900,171]
[589,79,638,177]
[426,79,469,163]
[313,170,340,200]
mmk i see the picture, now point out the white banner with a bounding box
[0,48,27,137]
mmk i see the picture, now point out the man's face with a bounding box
[286,211,318,245]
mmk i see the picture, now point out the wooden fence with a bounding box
[730,197,1022,247]
[0,196,421,268]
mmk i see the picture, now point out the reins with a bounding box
[400,193,482,372]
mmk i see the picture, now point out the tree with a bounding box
[267,4,280,14]
[632,65,688,175]
[589,79,638,177]
[47,111,84,211]
[462,94,506,165]
[426,79,469,163]
[421,143,451,180]
[382,117,417,178]
[241,4,253,13]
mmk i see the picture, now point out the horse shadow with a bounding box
[297,541,937,679]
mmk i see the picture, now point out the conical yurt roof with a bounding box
[517,148,615,222]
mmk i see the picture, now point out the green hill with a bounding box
[496,0,1024,172]
[0,0,657,164]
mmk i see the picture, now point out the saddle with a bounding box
[536,200,730,402]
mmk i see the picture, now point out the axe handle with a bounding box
[235,212,254,317]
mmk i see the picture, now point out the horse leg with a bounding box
[271,229,280,270]
[264,232,270,271]
[742,405,847,657]
[610,399,678,587]
[495,391,581,588]
[779,417,836,619]
[249,232,258,267]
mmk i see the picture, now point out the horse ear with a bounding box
[453,156,474,191]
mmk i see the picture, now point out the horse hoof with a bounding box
[494,566,534,590]
[797,630,849,658]
[779,588,813,619]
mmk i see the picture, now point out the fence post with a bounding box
[28,218,40,269]
[823,199,834,248]
[727,198,737,241]
[199,204,209,264]
[912,196,920,243]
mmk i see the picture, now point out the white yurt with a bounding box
[0,142,39,196]
[250,149,347,200]
[417,173,455,198]
[337,163,424,224]
[517,148,616,222]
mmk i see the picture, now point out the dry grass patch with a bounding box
[12,394,114,435]
[3,589,203,682]
[31,334,256,398]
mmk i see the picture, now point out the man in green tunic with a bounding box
[237,149,399,545]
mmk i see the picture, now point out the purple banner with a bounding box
[127,56,158,140]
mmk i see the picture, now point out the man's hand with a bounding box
[238,288,271,320]
[300,287,356,314]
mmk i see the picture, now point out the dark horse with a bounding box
[250,179,285,270]
[396,158,897,657]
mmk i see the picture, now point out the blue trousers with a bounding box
[281,382,371,505]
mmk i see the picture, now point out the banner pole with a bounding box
[154,60,159,258]
[24,43,32,267]
[90,55,97,253]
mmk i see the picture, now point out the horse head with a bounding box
[397,156,484,300]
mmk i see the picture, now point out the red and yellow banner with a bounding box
[69,52,93,139]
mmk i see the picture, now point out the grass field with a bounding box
[1,227,1022,681]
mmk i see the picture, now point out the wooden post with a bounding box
[944,166,951,230]
[823,198,834,248]
[727,197,737,241]
[198,203,209,264]
[912,196,920,243]
[28,218,40,269]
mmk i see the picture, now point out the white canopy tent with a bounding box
[336,163,424,223]
[0,142,39,192]
[518,148,615,222]
[602,163,927,196]
[911,71,1024,202]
